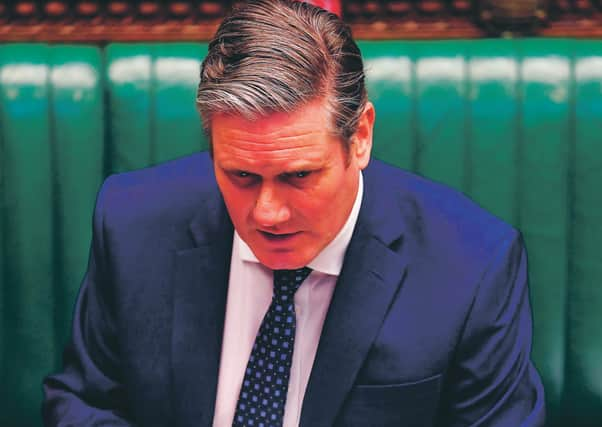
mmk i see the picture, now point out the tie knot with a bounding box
[273,267,312,296]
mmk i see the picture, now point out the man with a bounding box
[43,0,545,426]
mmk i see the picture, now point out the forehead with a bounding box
[212,99,333,141]
[210,100,342,164]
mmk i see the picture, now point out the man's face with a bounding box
[212,98,374,270]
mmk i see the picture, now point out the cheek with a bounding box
[290,190,337,226]
[306,170,358,222]
[298,174,347,208]
[310,171,353,205]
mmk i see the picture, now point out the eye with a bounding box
[283,171,311,179]
[228,170,255,179]
[226,169,260,187]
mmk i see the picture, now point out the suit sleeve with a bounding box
[42,179,133,426]
[438,231,546,427]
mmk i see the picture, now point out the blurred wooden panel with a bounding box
[0,0,600,40]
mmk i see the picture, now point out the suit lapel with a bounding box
[300,166,409,427]
[299,238,407,427]
[171,195,233,427]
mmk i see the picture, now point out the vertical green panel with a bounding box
[153,43,208,163]
[0,44,54,427]
[49,46,104,355]
[518,39,571,421]
[467,40,519,225]
[414,41,468,191]
[106,44,153,173]
[360,40,414,170]
[565,40,602,425]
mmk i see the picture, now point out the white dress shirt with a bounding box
[212,174,364,427]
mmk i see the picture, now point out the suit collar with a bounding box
[353,161,407,248]
[300,160,409,426]
[187,188,232,249]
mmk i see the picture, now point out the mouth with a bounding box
[258,230,301,242]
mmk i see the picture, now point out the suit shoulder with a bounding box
[98,152,218,227]
[365,159,518,261]
[103,152,214,192]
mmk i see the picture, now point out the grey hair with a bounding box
[196,0,367,147]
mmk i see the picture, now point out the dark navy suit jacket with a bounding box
[43,152,545,426]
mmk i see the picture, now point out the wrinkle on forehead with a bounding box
[212,99,336,137]
[217,141,333,169]
[220,127,328,147]
[215,116,329,141]
[211,99,342,168]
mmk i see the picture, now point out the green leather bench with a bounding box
[1,39,600,426]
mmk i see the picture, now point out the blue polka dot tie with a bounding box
[233,267,312,427]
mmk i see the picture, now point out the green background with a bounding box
[1,39,601,426]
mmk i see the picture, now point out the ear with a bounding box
[351,101,375,170]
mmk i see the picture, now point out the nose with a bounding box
[252,183,291,228]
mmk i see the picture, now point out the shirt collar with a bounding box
[236,172,364,277]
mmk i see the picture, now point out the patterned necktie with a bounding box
[233,267,312,427]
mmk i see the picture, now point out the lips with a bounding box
[258,230,301,242]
